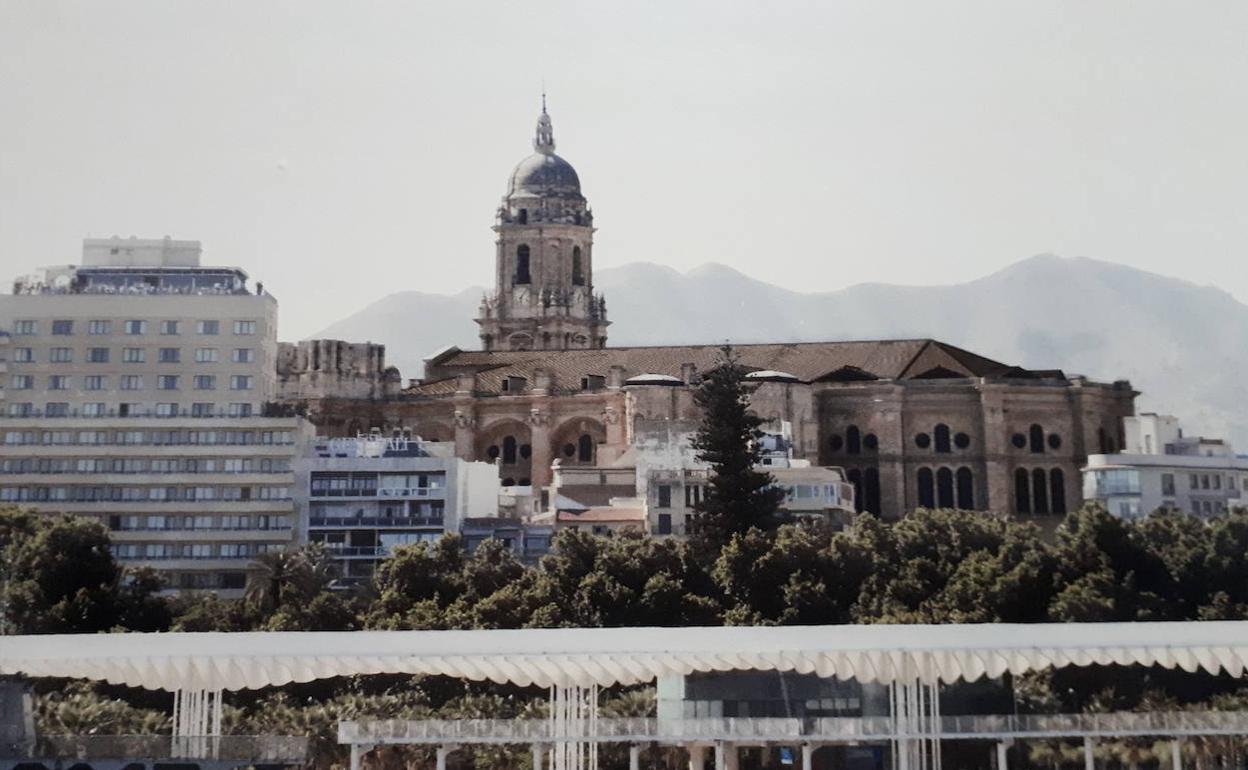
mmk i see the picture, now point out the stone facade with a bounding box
[278,103,1138,521]
[275,339,400,402]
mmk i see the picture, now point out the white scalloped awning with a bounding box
[2,622,1246,692]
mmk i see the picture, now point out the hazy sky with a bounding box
[3,1,1247,338]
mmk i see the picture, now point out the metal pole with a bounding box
[629,744,641,770]
[437,745,451,770]
[1084,737,1095,770]
[996,741,1009,770]
[350,743,362,770]
[1172,739,1182,770]
[802,744,813,770]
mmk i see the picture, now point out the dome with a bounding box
[508,152,582,198]
[744,370,801,383]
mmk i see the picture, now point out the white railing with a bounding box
[340,712,1248,746]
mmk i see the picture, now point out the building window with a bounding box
[934,424,951,453]
[88,320,111,335]
[936,467,955,507]
[915,432,931,449]
[233,320,256,335]
[1048,433,1062,450]
[846,425,861,455]
[84,375,106,391]
[502,435,518,464]
[1015,468,1031,514]
[124,320,147,335]
[1032,468,1050,513]
[515,245,531,285]
[657,513,672,535]
[577,434,594,463]
[160,320,180,335]
[1049,468,1067,514]
[228,403,252,417]
[956,467,974,510]
[51,320,73,335]
[197,320,220,335]
[9,375,33,390]
[82,403,106,417]
[194,375,216,390]
[917,468,935,509]
[8,403,33,417]
[157,375,180,390]
[518,208,528,224]
[123,347,146,363]
[158,347,181,363]
[13,347,34,362]
[120,375,143,390]
[45,403,69,417]
[48,375,70,390]
[863,467,880,513]
[230,375,253,390]
[14,320,37,335]
[1190,473,1199,490]
[192,403,215,417]
[232,348,254,363]
[49,347,73,363]
[1029,424,1045,454]
[572,246,585,285]
[657,484,672,508]
[87,347,110,363]
[195,348,219,363]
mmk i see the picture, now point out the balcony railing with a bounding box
[309,516,445,528]
[340,712,1248,746]
[310,487,443,498]
[6,735,307,763]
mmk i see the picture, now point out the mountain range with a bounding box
[313,255,1248,447]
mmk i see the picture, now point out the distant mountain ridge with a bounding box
[313,255,1248,446]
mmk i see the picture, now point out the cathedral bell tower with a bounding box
[476,98,609,352]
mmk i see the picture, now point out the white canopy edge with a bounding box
[1,622,1246,692]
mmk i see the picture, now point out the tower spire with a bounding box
[534,93,555,154]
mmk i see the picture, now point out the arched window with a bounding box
[917,468,935,509]
[1029,424,1045,454]
[518,208,528,224]
[1015,468,1031,514]
[934,424,951,453]
[846,425,861,455]
[515,245,531,285]
[956,467,974,510]
[502,435,518,465]
[572,246,585,286]
[1032,468,1049,513]
[1049,468,1067,514]
[577,434,594,463]
[864,467,880,514]
[936,467,955,508]
[847,468,864,513]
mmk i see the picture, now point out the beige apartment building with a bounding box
[0,237,305,595]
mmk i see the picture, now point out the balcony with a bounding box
[6,735,307,764]
[309,516,445,528]
[311,486,443,499]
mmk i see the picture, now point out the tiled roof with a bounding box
[556,507,647,523]
[407,339,1051,397]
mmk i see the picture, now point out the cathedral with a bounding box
[278,102,1137,520]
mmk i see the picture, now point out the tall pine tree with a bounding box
[688,346,787,551]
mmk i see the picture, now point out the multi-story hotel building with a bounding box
[0,237,308,595]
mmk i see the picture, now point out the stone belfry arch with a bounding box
[476,97,609,351]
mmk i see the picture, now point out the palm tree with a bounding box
[245,549,310,613]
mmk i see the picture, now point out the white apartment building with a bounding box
[1082,413,1248,519]
[0,237,302,596]
[295,434,501,588]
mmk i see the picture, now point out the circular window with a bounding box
[520,443,532,459]
[863,433,879,451]
[954,432,970,449]
[487,445,500,459]
[915,433,931,449]
[829,434,844,452]
[1048,434,1062,450]
[1011,433,1027,449]
[563,443,577,457]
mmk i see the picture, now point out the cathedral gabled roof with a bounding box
[409,339,1066,397]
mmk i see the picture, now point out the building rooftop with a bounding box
[413,339,1079,397]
